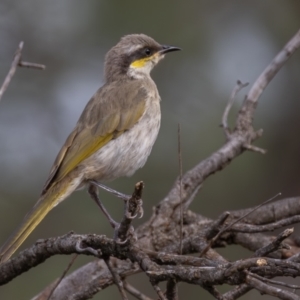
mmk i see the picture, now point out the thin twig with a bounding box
[0,42,23,103]
[222,80,249,139]
[178,123,183,255]
[199,193,281,257]
[248,272,300,290]
[215,192,281,233]
[123,281,154,300]
[105,257,128,300]
[244,144,267,154]
[229,216,300,233]
[246,274,299,300]
[150,280,167,300]
[230,197,300,224]
[47,254,78,300]
[18,61,46,70]
[0,41,46,104]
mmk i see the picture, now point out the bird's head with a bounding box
[104,34,181,82]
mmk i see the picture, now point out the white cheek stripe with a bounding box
[125,44,143,54]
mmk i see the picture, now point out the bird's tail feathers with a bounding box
[0,184,67,264]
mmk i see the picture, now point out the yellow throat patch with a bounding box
[130,56,153,68]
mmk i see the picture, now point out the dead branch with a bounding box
[254,228,293,257]
[246,275,299,300]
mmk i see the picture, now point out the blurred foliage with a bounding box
[0,0,300,299]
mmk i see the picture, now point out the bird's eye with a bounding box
[144,48,151,56]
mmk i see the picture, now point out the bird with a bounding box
[0,34,181,263]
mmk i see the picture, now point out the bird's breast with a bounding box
[83,92,161,182]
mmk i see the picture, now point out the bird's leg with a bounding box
[88,184,119,229]
[88,181,144,244]
[91,180,143,219]
[90,180,131,201]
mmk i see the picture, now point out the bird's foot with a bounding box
[124,198,143,219]
[114,225,136,244]
[88,181,144,244]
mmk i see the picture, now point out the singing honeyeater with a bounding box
[0,34,180,263]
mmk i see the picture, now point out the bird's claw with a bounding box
[125,210,137,219]
[114,225,135,244]
[137,199,144,218]
[124,198,144,219]
[115,237,128,245]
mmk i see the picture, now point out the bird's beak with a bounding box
[159,45,181,55]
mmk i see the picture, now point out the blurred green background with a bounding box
[1,0,300,299]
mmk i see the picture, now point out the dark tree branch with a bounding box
[231,197,300,225]
[229,216,300,233]
[0,233,115,285]
[199,193,281,257]
[246,275,299,300]
[231,232,299,259]
[32,259,140,300]
[248,272,300,290]
[254,228,293,257]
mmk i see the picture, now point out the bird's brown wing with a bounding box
[42,80,147,194]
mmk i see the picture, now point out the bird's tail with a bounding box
[0,183,71,264]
